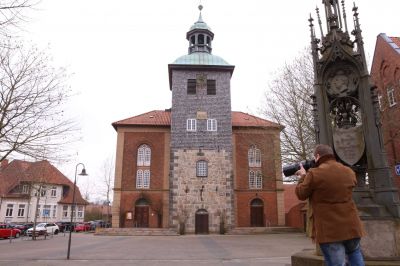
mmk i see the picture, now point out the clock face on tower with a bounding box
[326,69,359,97]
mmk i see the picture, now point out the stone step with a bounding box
[227,226,302,235]
[94,228,179,236]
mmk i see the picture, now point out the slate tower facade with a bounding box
[168,6,235,233]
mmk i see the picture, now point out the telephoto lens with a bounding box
[282,160,316,177]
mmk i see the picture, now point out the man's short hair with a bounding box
[314,144,334,157]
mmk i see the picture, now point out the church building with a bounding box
[111,6,285,234]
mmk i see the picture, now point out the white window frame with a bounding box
[248,146,261,167]
[18,204,25,217]
[77,206,84,218]
[143,170,150,188]
[249,171,262,189]
[387,86,396,107]
[136,170,144,188]
[196,160,208,177]
[137,144,151,166]
[6,204,14,217]
[51,186,57,197]
[40,186,47,197]
[36,204,41,217]
[207,119,217,131]
[22,185,29,194]
[186,119,197,132]
[63,205,68,218]
[43,205,51,217]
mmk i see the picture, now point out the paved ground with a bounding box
[0,232,314,266]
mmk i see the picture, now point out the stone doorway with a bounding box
[250,198,264,227]
[195,209,209,234]
[134,198,149,228]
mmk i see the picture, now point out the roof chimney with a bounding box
[1,159,9,169]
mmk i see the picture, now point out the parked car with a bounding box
[57,222,75,232]
[26,223,59,236]
[11,223,34,234]
[74,222,91,232]
[0,224,21,239]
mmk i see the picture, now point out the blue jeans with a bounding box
[319,238,364,266]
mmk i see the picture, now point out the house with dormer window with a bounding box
[0,159,88,223]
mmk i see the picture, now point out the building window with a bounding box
[52,205,57,218]
[187,79,196,95]
[248,146,261,167]
[43,205,51,217]
[207,119,217,131]
[187,119,197,131]
[40,186,47,197]
[137,144,151,166]
[207,80,216,95]
[136,170,150,189]
[136,170,144,188]
[249,171,262,189]
[51,186,57,197]
[77,206,83,218]
[63,205,68,218]
[196,160,208,177]
[18,204,25,217]
[143,170,150,188]
[387,86,396,107]
[6,204,14,217]
[22,185,29,194]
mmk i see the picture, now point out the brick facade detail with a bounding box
[371,33,400,189]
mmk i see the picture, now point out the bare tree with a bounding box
[0,0,35,38]
[0,42,78,162]
[101,156,114,223]
[261,48,316,167]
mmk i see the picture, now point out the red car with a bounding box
[74,222,91,232]
[0,224,21,239]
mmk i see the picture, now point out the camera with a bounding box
[282,159,316,177]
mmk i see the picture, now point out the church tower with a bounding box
[168,5,235,233]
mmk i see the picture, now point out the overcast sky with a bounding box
[19,0,400,202]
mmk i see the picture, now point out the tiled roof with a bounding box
[390,36,400,48]
[0,160,87,205]
[112,110,282,130]
[283,184,305,213]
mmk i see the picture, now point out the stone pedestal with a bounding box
[361,219,400,259]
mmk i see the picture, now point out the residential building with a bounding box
[0,159,88,223]
[370,33,400,189]
[111,7,285,233]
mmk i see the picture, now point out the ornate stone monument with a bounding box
[297,0,400,261]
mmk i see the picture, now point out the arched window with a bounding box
[137,144,151,166]
[248,146,261,167]
[196,160,208,177]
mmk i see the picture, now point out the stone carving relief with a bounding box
[325,69,359,97]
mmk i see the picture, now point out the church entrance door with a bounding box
[250,198,264,227]
[195,209,209,234]
[134,198,149,228]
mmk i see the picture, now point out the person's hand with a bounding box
[295,163,306,176]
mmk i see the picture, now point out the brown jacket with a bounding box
[295,155,364,244]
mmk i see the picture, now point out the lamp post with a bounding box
[67,163,87,260]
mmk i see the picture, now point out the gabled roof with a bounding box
[112,110,282,130]
[0,160,87,205]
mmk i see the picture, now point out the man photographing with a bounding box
[295,144,365,266]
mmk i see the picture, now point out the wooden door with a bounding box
[250,199,264,227]
[195,209,209,234]
[135,206,149,228]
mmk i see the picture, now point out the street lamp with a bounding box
[67,163,88,260]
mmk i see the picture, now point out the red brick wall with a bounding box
[286,203,306,230]
[233,129,281,226]
[119,131,168,228]
[371,34,400,188]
